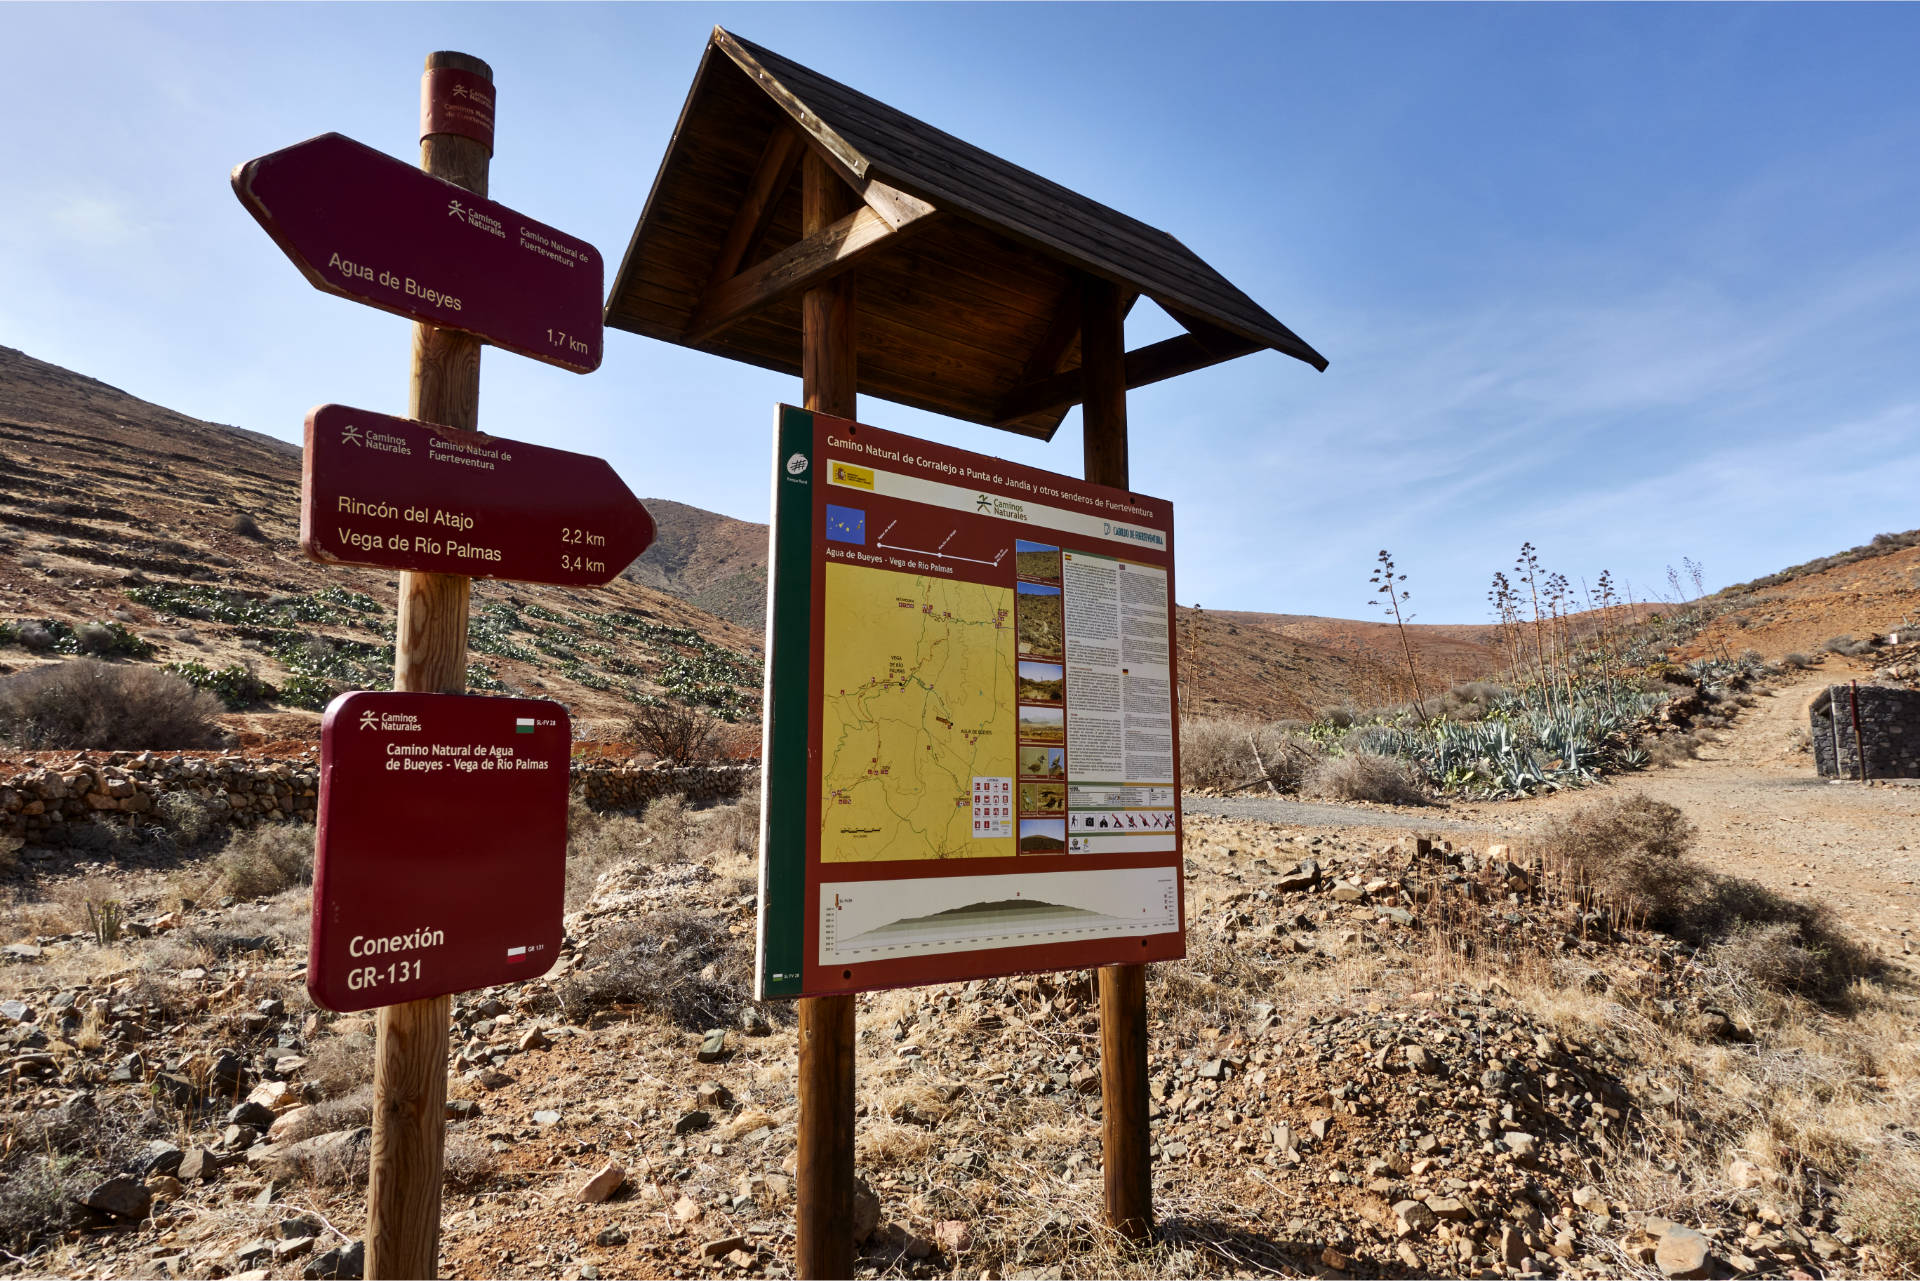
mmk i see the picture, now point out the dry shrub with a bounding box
[628,701,720,765]
[0,660,225,749]
[1824,634,1874,657]
[1304,752,1428,806]
[1541,793,1874,1002]
[224,512,265,539]
[557,909,748,1029]
[442,1125,498,1191]
[1179,717,1256,789]
[565,804,650,910]
[155,791,216,845]
[1782,652,1815,669]
[642,792,694,854]
[190,823,314,899]
[306,1031,375,1099]
[0,1095,166,1253]
[1180,718,1323,792]
[309,1082,374,1131]
[705,790,760,857]
[1649,731,1701,767]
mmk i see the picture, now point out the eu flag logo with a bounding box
[825,505,866,545]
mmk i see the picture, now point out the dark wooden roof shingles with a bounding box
[717,30,1326,371]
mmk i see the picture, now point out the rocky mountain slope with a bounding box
[623,499,768,633]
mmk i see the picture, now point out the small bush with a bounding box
[1782,652,1814,669]
[557,909,748,1029]
[14,622,54,651]
[642,793,694,855]
[156,791,217,845]
[201,824,315,899]
[1541,793,1873,1001]
[0,1096,166,1254]
[628,701,721,765]
[306,1031,374,1100]
[442,1125,497,1191]
[565,805,650,911]
[1649,731,1702,767]
[1179,717,1256,790]
[164,661,275,709]
[224,512,265,539]
[0,660,226,749]
[1824,634,1874,657]
[74,621,156,658]
[707,791,761,857]
[1303,753,1428,806]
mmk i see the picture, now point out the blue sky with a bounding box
[2,4,1917,623]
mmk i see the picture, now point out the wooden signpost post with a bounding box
[236,51,632,1280]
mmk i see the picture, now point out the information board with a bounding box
[757,406,1186,998]
[309,691,570,1013]
[300,404,655,585]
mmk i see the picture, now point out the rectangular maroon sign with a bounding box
[233,132,603,372]
[300,404,654,586]
[310,691,570,1013]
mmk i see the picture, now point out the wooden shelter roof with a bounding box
[606,28,1326,439]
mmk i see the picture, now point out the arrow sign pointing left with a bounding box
[300,405,654,587]
[233,132,603,372]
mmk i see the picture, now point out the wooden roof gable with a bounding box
[605,27,1326,439]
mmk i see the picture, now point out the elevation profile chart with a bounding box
[820,867,1178,966]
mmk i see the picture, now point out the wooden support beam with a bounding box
[994,327,1258,426]
[1080,274,1152,1243]
[704,126,805,293]
[685,198,936,346]
[794,148,858,1281]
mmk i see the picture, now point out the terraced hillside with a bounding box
[0,346,762,742]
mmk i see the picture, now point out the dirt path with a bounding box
[1188,667,1920,962]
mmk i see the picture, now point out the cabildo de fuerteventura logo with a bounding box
[785,452,809,476]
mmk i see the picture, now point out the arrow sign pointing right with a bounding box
[234,133,603,372]
[301,405,654,587]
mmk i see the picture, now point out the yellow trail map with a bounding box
[820,562,1015,861]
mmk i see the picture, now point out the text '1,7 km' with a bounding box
[300,404,656,586]
[232,132,604,372]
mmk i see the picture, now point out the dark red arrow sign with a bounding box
[300,404,654,586]
[233,132,603,372]
[309,691,569,1014]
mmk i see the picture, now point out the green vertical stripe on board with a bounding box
[759,405,816,998]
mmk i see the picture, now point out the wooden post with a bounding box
[365,49,490,1281]
[795,148,859,1281]
[1082,273,1153,1240]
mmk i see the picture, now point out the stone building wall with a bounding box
[1810,684,1920,780]
[1,752,757,850]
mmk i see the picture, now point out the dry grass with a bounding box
[168,822,314,904]
[1303,752,1428,806]
[556,908,749,1030]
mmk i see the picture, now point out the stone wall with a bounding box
[571,760,758,811]
[0,752,318,849]
[1810,684,1920,780]
[0,751,757,850]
